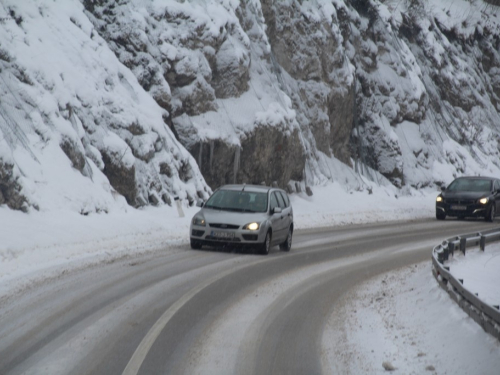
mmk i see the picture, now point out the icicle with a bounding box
[233,145,240,184]
[198,142,202,168]
[209,140,214,173]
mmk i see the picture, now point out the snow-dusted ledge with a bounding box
[432,230,500,341]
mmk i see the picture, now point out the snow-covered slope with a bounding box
[0,0,210,213]
[1,0,500,213]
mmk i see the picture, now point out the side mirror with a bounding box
[196,200,204,207]
[441,186,446,192]
[272,207,282,214]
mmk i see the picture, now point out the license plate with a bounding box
[211,231,235,239]
[451,205,466,211]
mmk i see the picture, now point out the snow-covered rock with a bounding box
[0,0,210,213]
[2,0,500,213]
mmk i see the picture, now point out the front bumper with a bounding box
[436,203,488,217]
[190,225,265,247]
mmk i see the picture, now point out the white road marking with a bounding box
[122,257,267,375]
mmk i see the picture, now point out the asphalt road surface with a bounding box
[0,218,497,375]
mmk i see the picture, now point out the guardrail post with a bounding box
[440,241,449,261]
[480,235,486,251]
[460,237,466,255]
[448,242,455,257]
[436,247,445,264]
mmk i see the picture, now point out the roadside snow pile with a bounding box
[0,185,436,302]
[445,243,500,306]
[323,261,500,375]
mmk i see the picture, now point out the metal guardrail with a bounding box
[432,228,500,341]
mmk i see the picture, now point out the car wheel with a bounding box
[485,205,496,222]
[260,231,272,255]
[436,210,446,220]
[190,239,202,250]
[279,226,293,252]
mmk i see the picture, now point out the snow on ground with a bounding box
[0,183,499,373]
[323,261,500,375]
[0,182,434,297]
[445,244,500,306]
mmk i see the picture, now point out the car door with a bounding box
[275,191,291,243]
[269,191,285,244]
[494,180,500,214]
[277,190,292,233]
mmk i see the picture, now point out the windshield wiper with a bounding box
[206,205,223,210]
[206,206,245,212]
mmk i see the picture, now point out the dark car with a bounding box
[189,184,293,254]
[436,176,500,221]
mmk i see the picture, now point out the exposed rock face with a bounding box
[260,0,355,164]
[188,139,239,189]
[100,150,137,206]
[60,136,86,174]
[179,129,304,192]
[0,161,28,212]
[238,125,304,187]
[187,125,304,189]
[211,36,251,99]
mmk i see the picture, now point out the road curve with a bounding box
[0,218,496,375]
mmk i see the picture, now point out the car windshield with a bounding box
[204,190,268,212]
[447,178,492,192]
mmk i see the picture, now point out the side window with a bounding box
[275,191,286,208]
[278,191,290,207]
[270,192,279,211]
[495,180,500,192]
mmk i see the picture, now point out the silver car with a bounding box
[189,184,293,254]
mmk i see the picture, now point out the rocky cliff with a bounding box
[1,0,500,213]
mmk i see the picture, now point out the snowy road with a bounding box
[0,218,498,375]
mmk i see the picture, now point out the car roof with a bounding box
[455,176,497,181]
[217,184,276,193]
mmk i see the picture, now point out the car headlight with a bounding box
[436,196,443,202]
[243,222,260,231]
[479,197,489,205]
[192,216,206,226]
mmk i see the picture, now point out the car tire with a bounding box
[436,210,446,220]
[279,226,293,252]
[485,205,496,222]
[260,231,272,255]
[190,239,202,250]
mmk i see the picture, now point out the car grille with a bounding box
[205,235,241,242]
[209,223,240,229]
[446,198,475,205]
